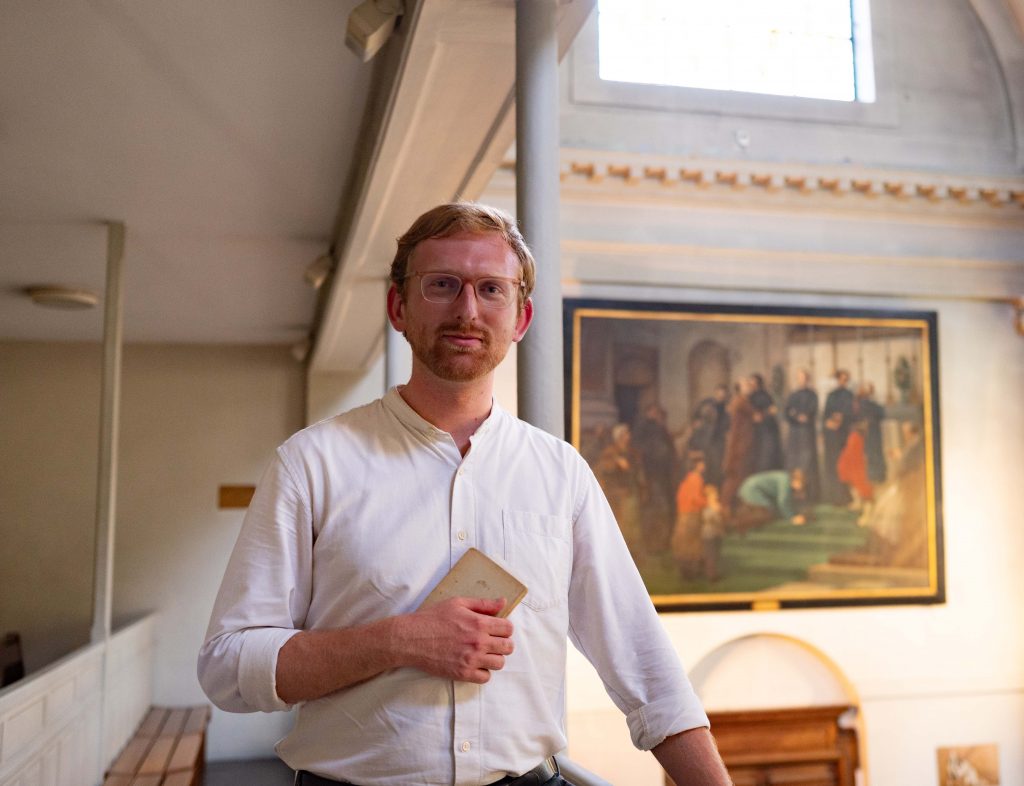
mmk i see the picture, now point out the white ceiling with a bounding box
[1,0,375,344]
[0,0,598,360]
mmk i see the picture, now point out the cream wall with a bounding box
[0,342,101,674]
[112,344,305,760]
[553,290,1024,785]
[477,0,1024,772]
[1,342,306,762]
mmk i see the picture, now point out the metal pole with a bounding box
[90,221,125,645]
[384,319,407,390]
[515,0,563,439]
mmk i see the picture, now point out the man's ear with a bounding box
[512,297,534,342]
[386,284,406,333]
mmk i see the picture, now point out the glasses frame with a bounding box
[405,271,525,309]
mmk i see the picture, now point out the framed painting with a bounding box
[564,298,945,611]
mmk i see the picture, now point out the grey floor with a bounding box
[204,758,295,785]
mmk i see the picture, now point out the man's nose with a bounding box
[451,281,481,317]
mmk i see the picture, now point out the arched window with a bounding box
[598,0,875,103]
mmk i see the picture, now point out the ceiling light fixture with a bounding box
[346,0,405,62]
[25,285,100,310]
[304,254,335,290]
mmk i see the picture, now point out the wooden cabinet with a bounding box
[666,705,859,786]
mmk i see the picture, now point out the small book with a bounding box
[418,548,528,618]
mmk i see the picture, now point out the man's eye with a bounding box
[428,277,457,290]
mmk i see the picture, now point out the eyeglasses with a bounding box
[406,271,524,309]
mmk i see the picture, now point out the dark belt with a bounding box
[295,756,559,786]
[489,756,559,785]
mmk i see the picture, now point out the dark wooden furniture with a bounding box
[103,705,210,786]
[667,705,859,786]
[1,632,25,688]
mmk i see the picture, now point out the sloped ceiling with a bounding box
[310,0,595,372]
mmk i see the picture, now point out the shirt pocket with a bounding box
[501,509,571,612]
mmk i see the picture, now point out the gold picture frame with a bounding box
[564,299,945,611]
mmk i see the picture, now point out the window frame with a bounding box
[571,0,896,128]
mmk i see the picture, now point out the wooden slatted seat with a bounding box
[103,705,210,786]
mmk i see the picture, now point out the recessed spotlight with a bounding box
[25,286,100,310]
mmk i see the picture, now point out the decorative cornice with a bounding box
[497,149,1024,218]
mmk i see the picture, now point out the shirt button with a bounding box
[461,741,471,752]
[457,530,467,541]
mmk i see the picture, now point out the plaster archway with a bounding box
[690,632,867,783]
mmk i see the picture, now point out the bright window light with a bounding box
[598,0,875,103]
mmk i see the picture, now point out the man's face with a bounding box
[387,231,533,383]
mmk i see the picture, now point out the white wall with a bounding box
[481,1,1024,776]
[562,0,1024,174]
[0,342,101,674]
[550,289,1024,785]
[2,342,306,760]
[111,344,305,760]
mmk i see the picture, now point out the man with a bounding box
[720,377,756,512]
[198,203,730,786]
[731,468,807,533]
[854,382,886,486]
[686,384,729,488]
[593,422,646,566]
[822,369,855,505]
[632,402,677,552]
[783,369,819,504]
[748,373,783,473]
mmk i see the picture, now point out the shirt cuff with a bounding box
[625,693,711,751]
[238,627,302,712]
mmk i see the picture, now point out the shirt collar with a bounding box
[382,385,506,443]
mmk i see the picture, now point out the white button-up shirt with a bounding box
[198,388,708,785]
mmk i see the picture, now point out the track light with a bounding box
[346,0,405,62]
[304,254,334,290]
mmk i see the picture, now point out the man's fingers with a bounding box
[462,596,506,615]
[479,653,505,672]
[491,635,514,655]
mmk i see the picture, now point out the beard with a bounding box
[406,318,509,382]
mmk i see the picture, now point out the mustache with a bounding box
[437,320,489,340]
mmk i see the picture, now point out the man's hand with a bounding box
[396,596,514,684]
[275,596,514,705]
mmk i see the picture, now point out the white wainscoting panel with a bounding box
[0,615,155,786]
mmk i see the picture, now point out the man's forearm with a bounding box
[276,617,402,704]
[653,727,733,786]
[274,596,515,705]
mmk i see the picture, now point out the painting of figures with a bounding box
[564,299,945,611]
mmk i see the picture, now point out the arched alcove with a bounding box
[690,632,857,710]
[686,633,865,786]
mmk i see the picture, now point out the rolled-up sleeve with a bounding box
[567,462,709,751]
[197,450,312,713]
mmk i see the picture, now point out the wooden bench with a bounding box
[103,705,210,786]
